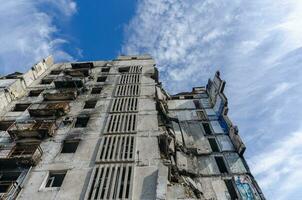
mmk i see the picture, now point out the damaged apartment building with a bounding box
[0,55,265,200]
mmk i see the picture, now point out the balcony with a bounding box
[0,170,28,199]
[28,102,70,117]
[43,89,78,101]
[0,142,43,166]
[7,120,56,139]
[229,126,246,156]
[54,76,84,89]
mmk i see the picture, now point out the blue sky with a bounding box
[1,1,302,199]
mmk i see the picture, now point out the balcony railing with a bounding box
[0,143,43,166]
[28,102,70,117]
[7,120,56,139]
[43,89,78,101]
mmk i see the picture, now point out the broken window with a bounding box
[202,123,212,135]
[0,121,14,131]
[193,100,202,109]
[208,138,220,152]
[61,140,79,153]
[197,111,207,120]
[84,100,97,109]
[71,62,93,69]
[118,66,130,73]
[97,76,107,82]
[50,70,62,75]
[184,95,193,99]
[41,78,54,85]
[10,143,40,157]
[45,171,67,188]
[215,156,228,173]
[91,87,102,94]
[28,89,44,97]
[101,67,110,72]
[12,103,30,112]
[0,171,21,193]
[224,179,238,200]
[74,115,90,128]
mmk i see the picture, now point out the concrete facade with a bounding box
[0,55,265,200]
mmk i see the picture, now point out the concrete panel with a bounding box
[197,156,220,175]
[210,120,225,134]
[167,100,195,110]
[225,153,247,174]
[217,135,235,151]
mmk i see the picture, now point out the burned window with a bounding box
[91,87,102,94]
[28,89,44,97]
[215,156,228,173]
[74,115,90,128]
[184,95,193,99]
[61,140,79,153]
[202,123,212,135]
[41,78,54,85]
[97,76,107,82]
[10,143,39,157]
[84,100,97,109]
[50,70,62,75]
[12,103,30,112]
[101,67,110,72]
[224,179,238,199]
[71,62,93,69]
[45,171,67,188]
[171,96,180,100]
[0,172,21,193]
[208,138,220,152]
[0,121,14,131]
[118,66,130,73]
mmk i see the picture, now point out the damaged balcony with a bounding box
[43,89,78,101]
[64,68,91,77]
[7,120,56,139]
[54,76,85,89]
[0,170,28,200]
[28,102,70,117]
[0,142,42,166]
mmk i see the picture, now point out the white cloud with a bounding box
[0,0,77,75]
[123,0,302,199]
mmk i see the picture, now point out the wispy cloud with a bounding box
[0,0,77,75]
[123,0,302,199]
